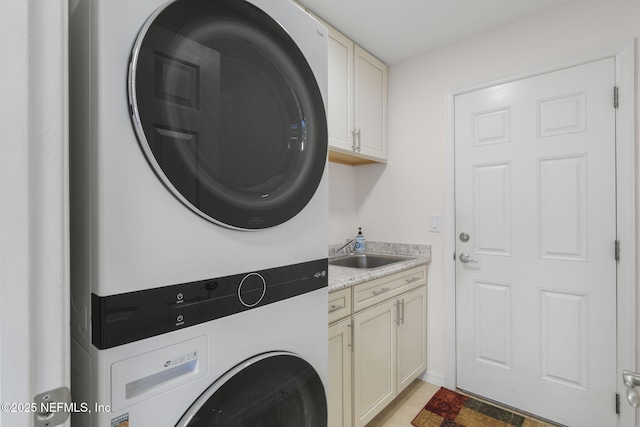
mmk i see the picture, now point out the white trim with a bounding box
[0,0,69,425]
[444,38,636,426]
[0,1,32,424]
[420,370,446,387]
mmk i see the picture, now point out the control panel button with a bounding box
[171,303,199,328]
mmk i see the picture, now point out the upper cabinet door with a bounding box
[354,46,387,162]
[324,22,387,166]
[327,28,354,154]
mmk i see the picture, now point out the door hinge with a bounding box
[614,86,619,108]
[615,240,620,262]
[616,392,621,415]
[34,386,71,427]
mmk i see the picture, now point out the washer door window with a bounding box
[129,0,327,229]
[177,353,327,426]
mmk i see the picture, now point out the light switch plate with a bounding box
[429,214,442,233]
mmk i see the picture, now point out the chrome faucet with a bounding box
[333,239,355,256]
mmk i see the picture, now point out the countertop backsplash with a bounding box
[328,241,431,259]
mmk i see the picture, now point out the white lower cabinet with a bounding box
[328,266,427,427]
[353,297,397,427]
[329,317,352,427]
[396,286,427,394]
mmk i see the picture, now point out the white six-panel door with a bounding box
[455,58,617,426]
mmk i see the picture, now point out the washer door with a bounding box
[176,352,327,426]
[129,0,327,230]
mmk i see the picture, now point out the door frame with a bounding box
[0,0,69,426]
[444,38,636,426]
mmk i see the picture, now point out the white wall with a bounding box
[328,162,359,244]
[329,0,640,385]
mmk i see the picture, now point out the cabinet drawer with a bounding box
[352,266,426,313]
[329,288,352,323]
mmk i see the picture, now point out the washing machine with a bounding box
[72,264,328,426]
[69,0,329,424]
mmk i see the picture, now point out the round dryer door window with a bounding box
[129,0,327,230]
[176,352,327,426]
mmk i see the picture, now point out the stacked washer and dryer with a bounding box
[69,0,329,425]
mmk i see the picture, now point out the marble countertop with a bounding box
[328,242,431,293]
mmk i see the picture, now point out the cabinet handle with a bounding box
[405,276,421,284]
[394,299,406,326]
[372,287,390,296]
[351,128,361,152]
[329,304,343,313]
[348,322,353,352]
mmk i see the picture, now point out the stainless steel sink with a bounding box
[328,253,409,269]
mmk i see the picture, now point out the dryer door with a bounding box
[176,352,327,426]
[129,0,327,230]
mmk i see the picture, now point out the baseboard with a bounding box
[419,370,445,387]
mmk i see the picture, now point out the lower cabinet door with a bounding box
[396,286,427,394]
[352,299,396,427]
[328,318,353,427]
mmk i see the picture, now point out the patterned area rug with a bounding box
[411,387,555,427]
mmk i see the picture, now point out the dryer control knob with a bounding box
[238,273,266,308]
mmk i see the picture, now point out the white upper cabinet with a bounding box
[326,25,387,165]
[327,28,354,154]
[354,46,387,161]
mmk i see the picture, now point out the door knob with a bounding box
[458,253,478,263]
[623,370,640,408]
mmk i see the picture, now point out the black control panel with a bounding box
[92,258,328,349]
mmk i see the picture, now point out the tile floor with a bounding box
[366,380,440,427]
